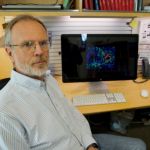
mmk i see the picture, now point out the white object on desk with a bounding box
[72,93,126,106]
[141,89,149,98]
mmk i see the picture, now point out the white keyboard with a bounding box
[72,93,126,106]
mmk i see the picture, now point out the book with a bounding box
[106,0,111,10]
[65,0,75,9]
[63,0,70,9]
[118,0,122,11]
[126,0,130,11]
[107,0,112,10]
[113,0,117,10]
[122,0,126,11]
[115,0,119,11]
[89,0,94,10]
[93,0,100,10]
[129,0,134,11]
[110,0,115,10]
[134,0,138,11]
[83,0,90,10]
[138,0,143,11]
[99,0,105,10]
[102,0,108,10]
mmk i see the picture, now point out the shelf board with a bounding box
[0,10,150,17]
[0,10,79,16]
[79,11,150,17]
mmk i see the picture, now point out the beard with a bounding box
[15,57,49,78]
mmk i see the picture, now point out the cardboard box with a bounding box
[143,0,150,6]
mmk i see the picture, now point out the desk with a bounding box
[56,77,150,115]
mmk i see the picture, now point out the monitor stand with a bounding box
[87,81,109,94]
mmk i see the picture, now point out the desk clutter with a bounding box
[0,0,75,10]
[1,4,62,10]
[0,0,63,4]
[72,92,126,106]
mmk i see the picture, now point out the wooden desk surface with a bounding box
[56,77,150,115]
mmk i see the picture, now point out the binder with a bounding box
[89,0,94,10]
[94,0,100,10]
[83,0,90,10]
[129,0,134,11]
[100,0,105,10]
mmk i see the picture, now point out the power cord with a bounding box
[132,79,149,84]
[132,72,149,83]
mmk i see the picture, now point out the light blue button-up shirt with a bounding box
[0,70,96,150]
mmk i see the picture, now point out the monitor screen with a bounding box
[61,34,138,82]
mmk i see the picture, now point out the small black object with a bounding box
[0,78,10,90]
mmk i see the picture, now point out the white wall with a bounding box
[40,16,135,75]
[5,16,141,75]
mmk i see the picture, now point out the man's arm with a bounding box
[0,113,30,150]
[64,98,99,149]
[49,75,100,149]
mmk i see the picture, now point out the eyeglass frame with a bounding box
[8,39,51,52]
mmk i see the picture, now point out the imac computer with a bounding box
[61,34,139,83]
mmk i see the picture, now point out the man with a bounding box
[0,15,146,150]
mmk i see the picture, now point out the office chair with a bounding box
[0,78,10,90]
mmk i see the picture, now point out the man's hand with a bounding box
[87,146,99,150]
[86,143,99,150]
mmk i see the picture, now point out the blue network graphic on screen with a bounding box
[86,46,116,70]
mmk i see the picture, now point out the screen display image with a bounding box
[86,45,116,70]
[61,34,139,82]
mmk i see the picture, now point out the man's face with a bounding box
[7,20,49,78]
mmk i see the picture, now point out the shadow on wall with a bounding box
[0,41,12,79]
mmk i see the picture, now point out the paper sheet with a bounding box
[139,20,150,59]
[139,20,150,44]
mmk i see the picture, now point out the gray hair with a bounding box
[5,15,47,46]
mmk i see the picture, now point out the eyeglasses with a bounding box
[9,40,50,52]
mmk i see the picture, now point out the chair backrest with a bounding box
[0,78,10,90]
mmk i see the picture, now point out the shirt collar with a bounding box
[10,70,50,89]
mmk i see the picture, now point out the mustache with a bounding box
[30,56,48,64]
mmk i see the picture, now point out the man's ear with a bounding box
[5,47,15,65]
[5,46,12,57]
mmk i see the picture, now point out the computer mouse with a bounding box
[141,89,149,98]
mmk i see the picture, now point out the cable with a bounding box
[132,79,149,84]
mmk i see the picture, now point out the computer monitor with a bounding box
[61,34,139,83]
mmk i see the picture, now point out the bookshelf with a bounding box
[0,0,149,18]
